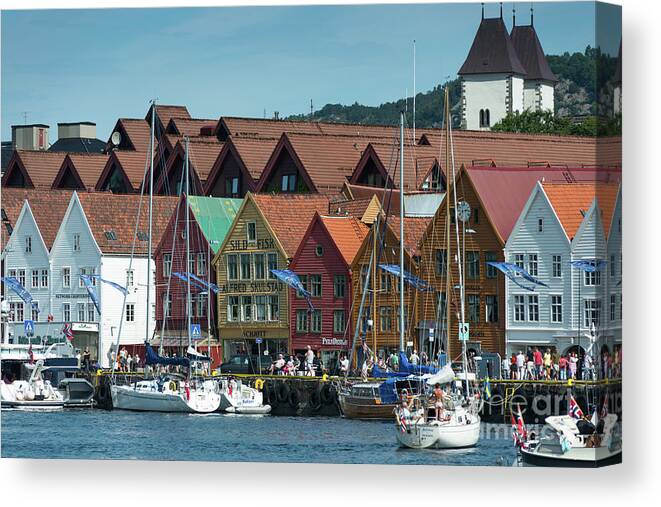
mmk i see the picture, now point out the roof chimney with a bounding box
[11,124,49,150]
[57,122,96,140]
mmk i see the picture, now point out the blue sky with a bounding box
[1,2,621,142]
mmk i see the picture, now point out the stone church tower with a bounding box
[459,5,557,130]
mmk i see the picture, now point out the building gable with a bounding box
[350,144,393,189]
[256,135,315,193]
[204,141,256,197]
[2,153,34,188]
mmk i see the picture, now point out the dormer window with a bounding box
[25,236,32,254]
[73,233,81,252]
[538,218,543,232]
[247,222,257,243]
[281,174,296,192]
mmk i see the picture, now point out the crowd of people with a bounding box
[115,346,141,373]
[268,345,349,376]
[502,346,622,381]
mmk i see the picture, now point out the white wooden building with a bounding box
[504,181,621,357]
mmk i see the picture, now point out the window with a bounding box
[551,295,563,323]
[225,176,239,196]
[31,302,39,322]
[584,270,601,286]
[87,302,95,322]
[240,253,251,280]
[396,306,409,332]
[247,222,257,243]
[333,310,346,334]
[197,294,207,318]
[514,253,524,269]
[380,272,392,293]
[485,252,497,278]
[79,267,95,287]
[268,295,279,321]
[538,218,544,232]
[473,207,479,225]
[163,254,172,277]
[63,303,71,322]
[584,299,601,327]
[196,253,207,277]
[310,274,322,297]
[527,254,538,277]
[31,269,39,289]
[485,295,498,323]
[163,294,172,318]
[125,303,135,322]
[73,233,80,252]
[267,253,277,279]
[435,249,447,276]
[333,275,346,298]
[41,269,48,288]
[126,269,134,287]
[311,309,322,333]
[296,309,308,332]
[8,269,16,279]
[188,253,195,275]
[610,255,616,279]
[77,302,86,322]
[253,253,265,279]
[552,255,562,278]
[255,295,267,321]
[466,251,480,279]
[297,275,308,298]
[479,109,491,128]
[281,174,296,192]
[315,245,324,257]
[379,306,392,332]
[25,235,32,253]
[514,295,525,322]
[227,296,239,322]
[528,295,539,322]
[9,302,24,322]
[468,295,480,322]
[241,296,253,322]
[62,267,71,288]
[17,269,25,287]
[227,254,238,280]
[610,294,617,321]
[359,265,369,291]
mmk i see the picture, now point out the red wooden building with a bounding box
[288,213,368,372]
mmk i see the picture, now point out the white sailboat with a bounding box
[110,104,220,413]
[395,87,481,449]
[218,378,271,414]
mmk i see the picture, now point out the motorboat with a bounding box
[519,414,622,467]
[218,378,271,414]
[339,377,427,420]
[111,376,221,413]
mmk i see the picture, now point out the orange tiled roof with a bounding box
[66,153,110,189]
[319,215,369,265]
[541,182,620,240]
[113,150,152,189]
[2,150,67,189]
[151,104,191,127]
[230,136,280,180]
[167,117,217,137]
[76,192,178,255]
[250,193,330,258]
[186,138,225,183]
[116,118,153,152]
[1,188,74,250]
[386,216,433,257]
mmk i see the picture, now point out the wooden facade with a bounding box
[417,169,506,359]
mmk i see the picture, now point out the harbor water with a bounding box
[1,410,516,466]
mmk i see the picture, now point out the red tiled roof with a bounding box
[386,216,432,257]
[116,118,153,152]
[250,193,330,258]
[328,196,375,220]
[343,183,401,215]
[76,193,178,255]
[151,104,191,127]
[113,150,152,189]
[318,215,369,265]
[166,118,217,137]
[1,188,74,250]
[542,182,620,240]
[2,150,67,189]
[364,141,441,190]
[230,136,280,181]
[186,138,225,183]
[466,165,622,243]
[65,153,110,189]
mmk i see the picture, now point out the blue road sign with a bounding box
[255,338,263,344]
[190,324,201,340]
[24,319,35,336]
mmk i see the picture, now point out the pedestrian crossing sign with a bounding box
[459,322,470,341]
[24,319,35,337]
[190,324,202,340]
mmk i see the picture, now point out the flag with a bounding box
[484,376,491,400]
[510,414,519,446]
[270,269,314,312]
[516,405,527,441]
[1,276,40,313]
[398,407,409,433]
[590,410,598,426]
[569,395,584,419]
[600,395,609,419]
[79,275,101,314]
[62,323,74,341]
[47,314,54,322]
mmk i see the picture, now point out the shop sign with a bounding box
[321,337,348,347]
[218,281,284,294]
[72,322,99,332]
[227,237,275,251]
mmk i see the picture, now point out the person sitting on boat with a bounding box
[431,383,447,421]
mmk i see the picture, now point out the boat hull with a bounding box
[396,419,481,449]
[520,446,622,468]
[338,395,396,419]
[110,385,220,413]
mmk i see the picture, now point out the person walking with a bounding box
[516,351,526,380]
[533,347,543,380]
[409,349,420,366]
[305,345,315,376]
[569,352,578,379]
[543,349,552,379]
[502,356,510,380]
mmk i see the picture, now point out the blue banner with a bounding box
[187,272,220,294]
[487,262,549,292]
[1,276,40,313]
[570,259,607,272]
[172,271,207,291]
[79,275,101,314]
[89,275,129,295]
[378,264,433,291]
[270,269,314,312]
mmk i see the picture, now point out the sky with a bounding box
[1,1,621,142]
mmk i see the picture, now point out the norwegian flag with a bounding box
[62,323,74,341]
[511,406,527,446]
[398,407,409,433]
[47,314,54,322]
[600,395,609,419]
[569,395,584,419]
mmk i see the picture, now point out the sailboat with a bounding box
[110,105,220,413]
[394,87,481,449]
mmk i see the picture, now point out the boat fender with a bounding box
[288,389,300,408]
[277,381,290,402]
[320,384,333,405]
[169,381,177,392]
[308,388,322,409]
[254,379,265,391]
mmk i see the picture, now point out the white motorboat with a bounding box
[111,377,221,413]
[1,360,64,408]
[519,413,621,467]
[218,378,271,414]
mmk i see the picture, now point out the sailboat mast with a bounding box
[185,137,192,350]
[399,111,405,353]
[145,102,155,343]
[444,88,452,361]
